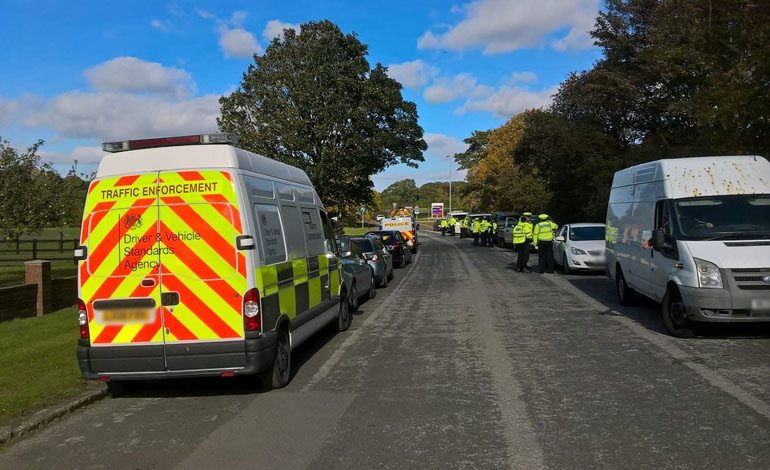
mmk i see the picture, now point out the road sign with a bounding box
[414,208,420,215]
[360,207,366,213]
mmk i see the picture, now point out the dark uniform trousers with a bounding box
[538,240,554,273]
[516,243,530,271]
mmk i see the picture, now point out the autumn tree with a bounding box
[218,20,427,208]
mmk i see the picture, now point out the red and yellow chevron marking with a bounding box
[79,170,246,346]
[401,230,415,242]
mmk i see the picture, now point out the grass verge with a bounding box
[0,307,101,427]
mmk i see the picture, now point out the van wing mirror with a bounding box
[236,235,256,250]
[652,229,667,250]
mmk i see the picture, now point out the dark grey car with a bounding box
[337,236,375,312]
[352,237,394,288]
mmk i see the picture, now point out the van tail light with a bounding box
[77,298,89,340]
[243,288,261,331]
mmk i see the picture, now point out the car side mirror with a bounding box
[652,229,667,250]
[555,236,565,242]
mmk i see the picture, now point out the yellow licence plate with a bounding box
[101,309,151,324]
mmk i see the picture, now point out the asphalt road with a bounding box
[2,230,769,469]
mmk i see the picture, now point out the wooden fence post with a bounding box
[25,260,52,316]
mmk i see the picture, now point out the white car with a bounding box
[553,223,607,274]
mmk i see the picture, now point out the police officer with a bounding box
[489,219,497,246]
[471,217,481,246]
[479,218,489,246]
[533,214,558,273]
[512,215,532,272]
[447,215,457,236]
[439,217,449,236]
[460,217,469,238]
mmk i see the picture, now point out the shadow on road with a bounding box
[564,274,770,339]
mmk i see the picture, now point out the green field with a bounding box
[0,307,102,426]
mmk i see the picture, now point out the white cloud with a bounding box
[457,85,557,118]
[508,71,538,84]
[0,98,19,125]
[28,91,221,141]
[83,57,193,97]
[150,19,170,31]
[40,146,104,164]
[418,0,599,54]
[262,19,300,42]
[197,9,262,59]
[424,133,468,158]
[423,73,481,103]
[219,28,261,58]
[387,60,439,90]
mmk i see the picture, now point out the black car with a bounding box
[366,230,412,268]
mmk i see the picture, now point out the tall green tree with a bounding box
[380,179,419,211]
[218,20,427,208]
[0,139,60,238]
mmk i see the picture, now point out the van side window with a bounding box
[280,205,308,260]
[246,177,275,199]
[301,208,325,257]
[254,204,286,264]
[320,211,337,255]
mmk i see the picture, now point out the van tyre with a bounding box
[106,380,133,397]
[336,294,352,332]
[616,266,636,306]
[260,328,291,390]
[662,286,696,338]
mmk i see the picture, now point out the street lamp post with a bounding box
[444,156,453,213]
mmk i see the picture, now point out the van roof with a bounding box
[611,155,770,199]
[95,144,313,187]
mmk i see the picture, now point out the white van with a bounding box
[606,155,770,337]
[447,210,468,236]
[75,134,349,393]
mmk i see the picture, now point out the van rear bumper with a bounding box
[77,332,277,380]
[679,286,770,323]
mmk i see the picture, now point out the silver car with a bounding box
[353,236,394,288]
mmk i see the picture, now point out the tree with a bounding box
[380,179,419,211]
[0,139,59,237]
[218,20,427,208]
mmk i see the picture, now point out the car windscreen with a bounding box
[351,239,374,252]
[569,226,606,241]
[672,195,770,240]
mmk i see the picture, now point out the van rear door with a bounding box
[80,170,247,373]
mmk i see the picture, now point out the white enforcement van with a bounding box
[75,134,350,394]
[606,155,770,337]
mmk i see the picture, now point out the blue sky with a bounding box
[0,0,602,190]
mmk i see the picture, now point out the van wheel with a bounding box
[260,328,291,390]
[562,254,571,275]
[662,286,696,338]
[106,380,134,397]
[367,273,376,299]
[349,283,359,312]
[616,266,636,306]
[336,294,352,332]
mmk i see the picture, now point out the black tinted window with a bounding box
[352,239,374,252]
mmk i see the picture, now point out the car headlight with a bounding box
[694,258,723,289]
[570,247,587,256]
